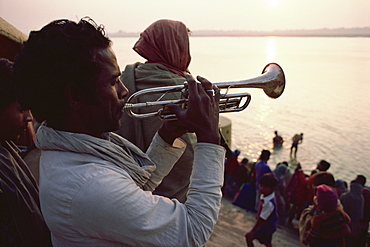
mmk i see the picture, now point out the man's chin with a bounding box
[108,121,121,133]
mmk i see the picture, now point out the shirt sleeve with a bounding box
[143,132,186,191]
[71,142,225,247]
[260,200,274,220]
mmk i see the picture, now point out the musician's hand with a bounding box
[158,118,187,145]
[163,73,220,145]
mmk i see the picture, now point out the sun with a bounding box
[269,0,280,8]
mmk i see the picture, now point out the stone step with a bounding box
[206,197,305,247]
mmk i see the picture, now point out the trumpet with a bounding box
[123,63,285,120]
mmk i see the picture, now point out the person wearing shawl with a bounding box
[297,170,337,243]
[286,163,309,228]
[335,179,348,198]
[303,184,351,247]
[14,18,225,247]
[340,180,365,247]
[273,163,289,225]
[0,58,52,246]
[116,19,196,202]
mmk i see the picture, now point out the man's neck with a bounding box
[48,119,103,139]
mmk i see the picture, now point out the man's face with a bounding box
[317,162,322,170]
[81,47,128,137]
[0,101,33,143]
[317,162,325,171]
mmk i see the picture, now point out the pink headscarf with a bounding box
[133,19,191,77]
[316,184,338,211]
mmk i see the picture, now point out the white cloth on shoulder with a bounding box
[35,123,156,188]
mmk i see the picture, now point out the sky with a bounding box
[1,0,369,35]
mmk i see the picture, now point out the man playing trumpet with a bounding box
[14,18,225,247]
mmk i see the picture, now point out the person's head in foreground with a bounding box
[0,58,33,144]
[14,18,127,138]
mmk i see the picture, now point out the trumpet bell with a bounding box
[261,63,285,99]
[214,63,285,99]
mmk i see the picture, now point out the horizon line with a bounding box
[109,26,370,38]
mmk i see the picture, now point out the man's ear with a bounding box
[65,84,82,110]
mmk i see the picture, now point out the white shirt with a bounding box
[259,192,276,220]
[38,130,225,247]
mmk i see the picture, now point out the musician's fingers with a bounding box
[213,86,221,103]
[196,75,213,97]
[184,73,198,99]
[196,75,212,89]
[205,88,214,97]
[163,104,185,121]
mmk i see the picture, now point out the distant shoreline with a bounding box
[109,27,370,38]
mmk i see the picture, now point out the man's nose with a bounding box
[24,109,33,122]
[117,78,129,99]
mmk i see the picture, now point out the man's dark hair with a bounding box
[241,158,249,164]
[260,149,271,161]
[355,175,366,186]
[0,58,16,112]
[259,173,278,189]
[14,18,111,126]
[312,171,336,187]
[319,160,330,171]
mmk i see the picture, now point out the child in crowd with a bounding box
[303,184,351,247]
[245,173,278,247]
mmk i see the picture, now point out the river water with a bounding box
[111,36,370,183]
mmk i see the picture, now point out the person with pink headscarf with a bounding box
[116,19,195,202]
[303,184,351,247]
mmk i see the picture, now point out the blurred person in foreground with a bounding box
[14,18,225,247]
[116,19,196,202]
[0,58,51,246]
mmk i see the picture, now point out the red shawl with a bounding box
[286,167,309,207]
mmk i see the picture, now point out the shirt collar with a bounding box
[260,192,275,201]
